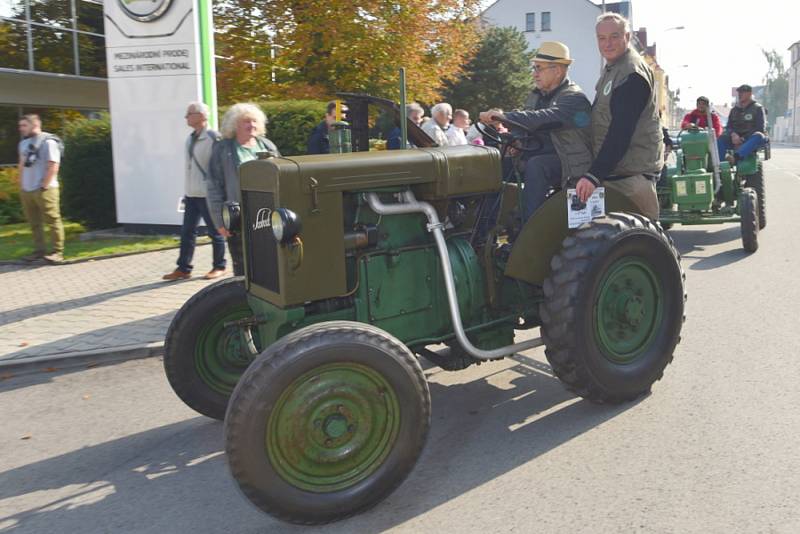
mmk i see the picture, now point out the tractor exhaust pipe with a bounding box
[707,104,722,193]
[365,191,544,361]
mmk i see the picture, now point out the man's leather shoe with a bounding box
[163,269,191,281]
[204,268,226,280]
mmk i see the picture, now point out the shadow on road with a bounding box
[0,353,641,533]
[669,225,741,256]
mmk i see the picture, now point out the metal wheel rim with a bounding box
[267,362,401,493]
[194,309,257,395]
[594,259,662,364]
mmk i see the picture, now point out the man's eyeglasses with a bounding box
[532,65,558,73]
[185,112,201,118]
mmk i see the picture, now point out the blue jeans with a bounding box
[522,153,562,221]
[177,196,226,273]
[717,132,767,160]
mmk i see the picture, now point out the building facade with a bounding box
[482,0,611,100]
[0,0,110,162]
[787,40,800,143]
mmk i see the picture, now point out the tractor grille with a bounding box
[242,190,280,293]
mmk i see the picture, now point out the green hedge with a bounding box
[232,100,328,156]
[59,113,116,229]
[0,167,24,225]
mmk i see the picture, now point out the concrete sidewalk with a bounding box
[0,245,230,373]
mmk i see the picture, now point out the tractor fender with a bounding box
[505,188,643,285]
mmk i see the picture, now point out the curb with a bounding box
[0,342,164,377]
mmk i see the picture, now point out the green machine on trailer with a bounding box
[659,114,768,252]
[163,95,687,525]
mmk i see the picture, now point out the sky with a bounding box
[629,0,800,108]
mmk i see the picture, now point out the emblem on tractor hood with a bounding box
[253,208,273,231]
[118,0,174,22]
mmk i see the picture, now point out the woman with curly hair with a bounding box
[207,103,280,275]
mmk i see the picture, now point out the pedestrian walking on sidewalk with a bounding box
[162,102,227,281]
[17,114,65,264]
[207,103,281,276]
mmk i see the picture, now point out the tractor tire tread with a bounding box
[540,213,685,404]
[164,276,248,420]
[225,321,430,525]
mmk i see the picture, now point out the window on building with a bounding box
[0,0,106,77]
[542,12,551,31]
[525,12,535,32]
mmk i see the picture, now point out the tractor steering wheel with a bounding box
[475,115,544,156]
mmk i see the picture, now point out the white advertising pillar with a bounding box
[103,0,217,228]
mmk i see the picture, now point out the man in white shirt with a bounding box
[17,114,64,264]
[446,109,470,146]
[422,103,453,146]
[163,102,227,281]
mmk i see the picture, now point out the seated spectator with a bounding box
[387,103,426,150]
[422,103,453,146]
[681,96,722,137]
[447,109,470,146]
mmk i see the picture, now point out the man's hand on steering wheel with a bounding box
[479,109,505,125]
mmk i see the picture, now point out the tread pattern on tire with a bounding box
[540,213,686,404]
[224,320,431,525]
[744,163,766,230]
[740,187,759,253]
[164,276,248,420]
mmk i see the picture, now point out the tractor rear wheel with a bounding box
[740,187,759,253]
[540,213,685,403]
[164,277,260,420]
[225,321,430,525]
[744,163,766,229]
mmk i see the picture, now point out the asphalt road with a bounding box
[2,148,800,533]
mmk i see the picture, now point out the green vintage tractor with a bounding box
[659,123,768,252]
[163,95,686,524]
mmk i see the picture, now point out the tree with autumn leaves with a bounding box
[213,0,483,105]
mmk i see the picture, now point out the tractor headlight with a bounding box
[271,208,302,244]
[222,202,240,232]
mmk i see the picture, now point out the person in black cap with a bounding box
[717,84,766,164]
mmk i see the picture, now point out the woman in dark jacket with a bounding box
[207,103,280,275]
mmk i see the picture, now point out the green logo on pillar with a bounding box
[119,0,173,22]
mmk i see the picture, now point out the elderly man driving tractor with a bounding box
[479,41,592,221]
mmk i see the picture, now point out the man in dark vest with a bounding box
[478,41,593,220]
[718,84,767,165]
[575,12,663,220]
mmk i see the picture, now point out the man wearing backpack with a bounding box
[17,114,65,264]
[162,102,227,281]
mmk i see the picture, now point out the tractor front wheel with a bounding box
[164,277,260,420]
[225,321,430,525]
[740,187,759,253]
[541,213,685,403]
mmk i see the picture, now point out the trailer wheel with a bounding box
[225,321,430,525]
[540,213,685,403]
